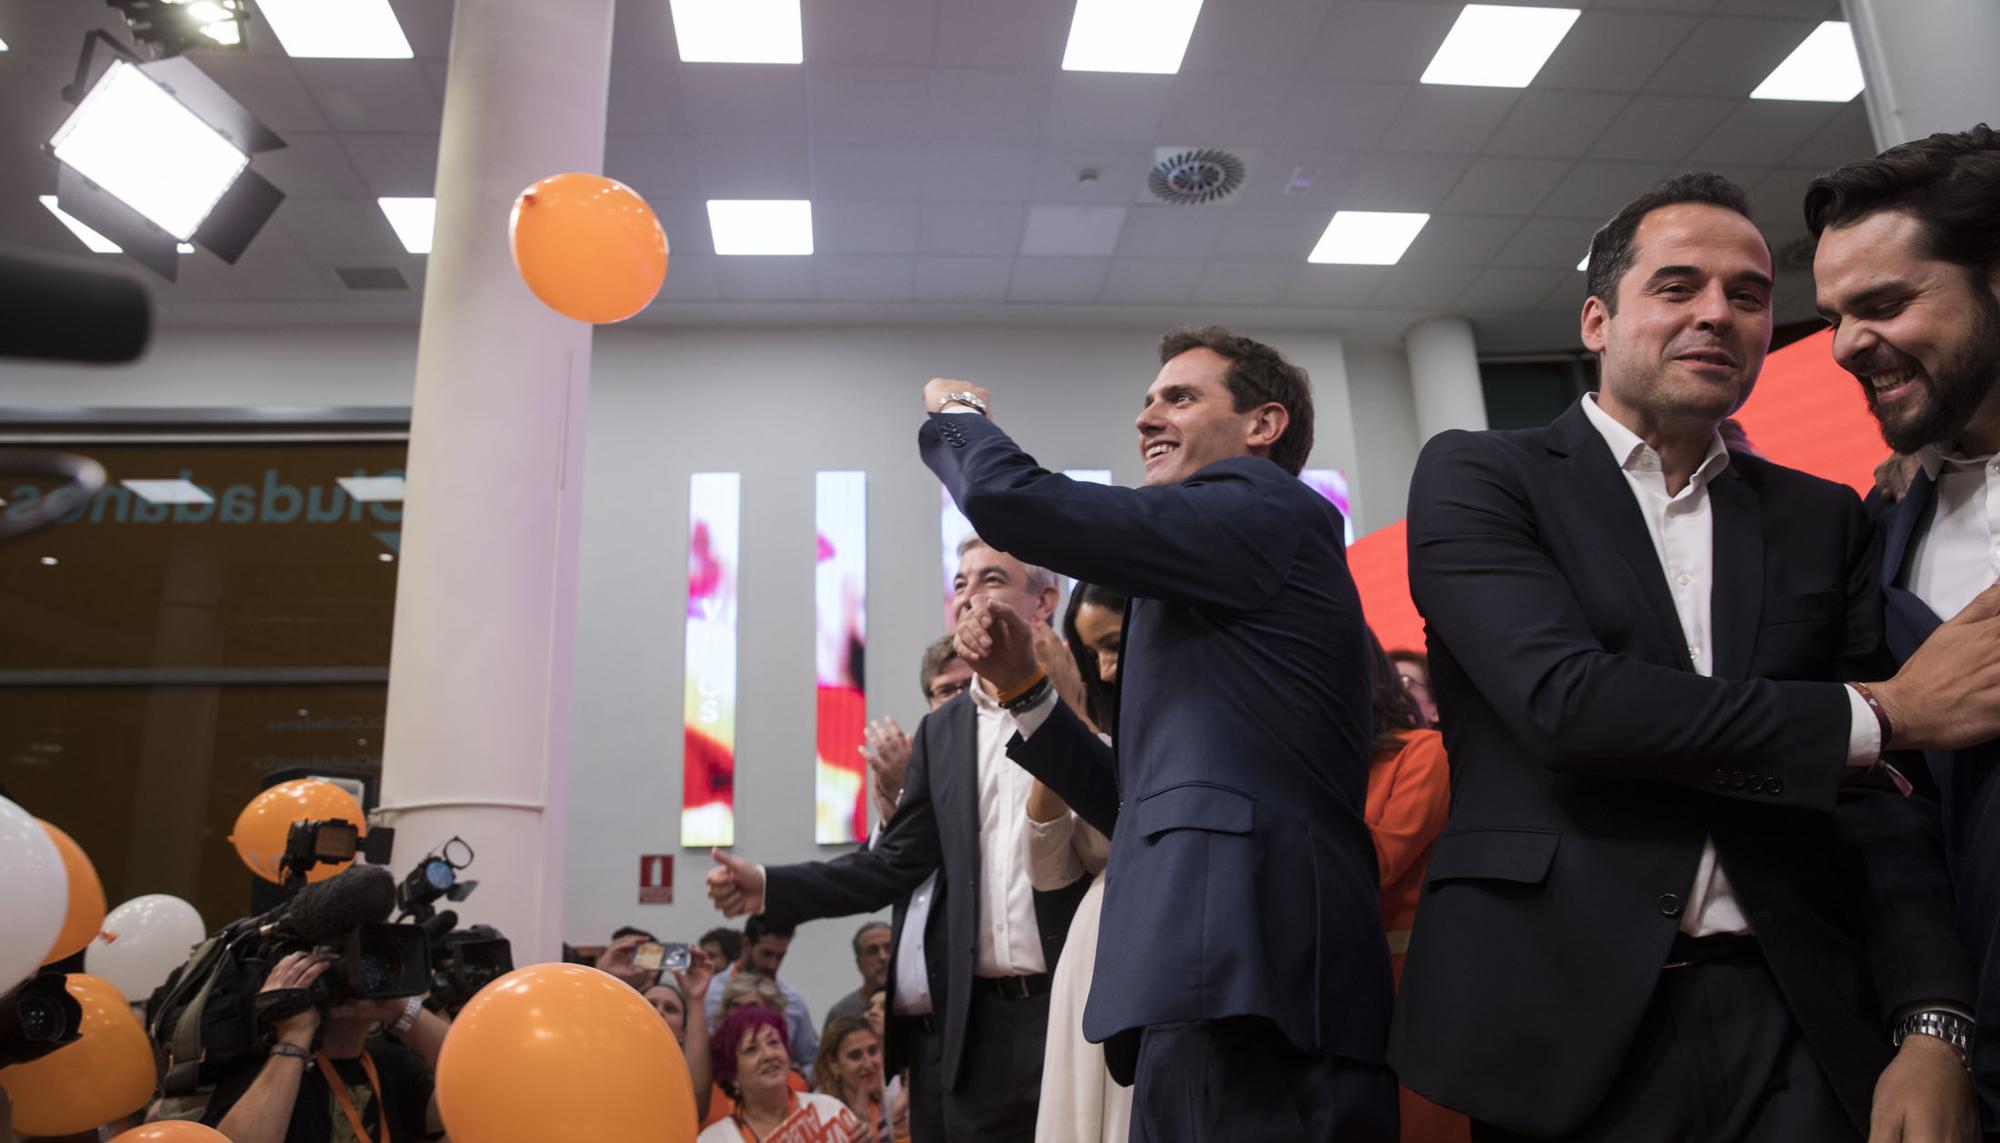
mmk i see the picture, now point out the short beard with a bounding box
[1865,288,2000,454]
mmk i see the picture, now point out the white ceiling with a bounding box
[0,0,1864,350]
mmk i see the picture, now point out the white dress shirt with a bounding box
[1906,445,2000,619]
[1580,396,1879,937]
[885,682,1048,1016]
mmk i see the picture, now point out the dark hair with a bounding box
[713,1005,789,1095]
[1586,172,1761,316]
[919,633,960,700]
[850,920,890,955]
[1157,325,1315,476]
[1062,582,1127,733]
[700,926,744,965]
[1386,649,1426,672]
[811,1014,880,1100]
[744,915,795,944]
[610,925,656,942]
[1367,629,1422,762]
[1803,124,2000,286]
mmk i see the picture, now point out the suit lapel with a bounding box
[939,694,980,873]
[1881,469,1937,589]
[1708,468,1763,680]
[1881,472,1945,657]
[1547,405,1691,665]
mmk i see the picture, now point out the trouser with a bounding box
[902,984,1050,1143]
[1128,1016,1398,1143]
[1470,938,1855,1143]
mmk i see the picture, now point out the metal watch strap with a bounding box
[1893,1009,1973,1070]
[388,995,422,1035]
[939,391,987,415]
[270,1042,312,1062]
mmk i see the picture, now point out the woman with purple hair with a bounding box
[697,1006,867,1143]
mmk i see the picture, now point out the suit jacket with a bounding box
[761,693,1089,1090]
[921,411,1392,1076]
[1389,401,1971,1136]
[1877,470,2000,1125]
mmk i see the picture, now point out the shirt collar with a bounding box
[969,676,1005,714]
[1581,393,1731,487]
[1915,443,1995,480]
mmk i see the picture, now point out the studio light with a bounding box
[45,31,286,280]
[107,0,251,56]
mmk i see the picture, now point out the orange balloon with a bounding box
[109,1125,229,1143]
[436,964,696,1143]
[228,779,365,885]
[509,173,668,324]
[0,974,156,1136]
[39,821,106,965]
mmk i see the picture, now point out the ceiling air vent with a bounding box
[334,265,410,291]
[1147,147,1247,206]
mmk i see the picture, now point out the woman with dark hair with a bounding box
[1026,582,1132,1143]
[1362,628,1465,1143]
[698,1007,865,1143]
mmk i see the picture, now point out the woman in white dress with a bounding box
[1026,583,1131,1143]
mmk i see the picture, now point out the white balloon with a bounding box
[0,795,67,990]
[86,894,208,1003]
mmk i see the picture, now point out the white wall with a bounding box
[1341,346,1424,534]
[1,321,1367,1019]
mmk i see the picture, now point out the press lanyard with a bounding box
[314,1050,389,1143]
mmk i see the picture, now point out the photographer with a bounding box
[204,951,450,1143]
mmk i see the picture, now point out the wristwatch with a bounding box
[388,995,423,1036]
[1892,1009,1973,1070]
[270,1042,312,1063]
[937,391,987,416]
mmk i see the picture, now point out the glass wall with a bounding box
[0,426,405,928]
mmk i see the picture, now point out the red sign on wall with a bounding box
[639,854,673,905]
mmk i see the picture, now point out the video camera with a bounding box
[146,821,510,1095]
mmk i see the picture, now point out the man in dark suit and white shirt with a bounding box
[705,540,1090,1143]
[1393,172,1993,1142]
[926,327,1396,1143]
[1809,124,2000,1137]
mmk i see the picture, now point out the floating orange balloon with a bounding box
[109,1124,230,1143]
[509,173,668,324]
[39,821,105,965]
[436,964,696,1143]
[228,779,365,884]
[0,974,156,1137]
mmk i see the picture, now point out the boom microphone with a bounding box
[278,866,396,945]
[0,243,152,364]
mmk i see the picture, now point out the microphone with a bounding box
[278,866,396,945]
[0,244,152,364]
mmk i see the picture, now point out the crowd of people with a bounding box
[21,122,1996,1143]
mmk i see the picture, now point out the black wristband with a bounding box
[1000,675,1053,713]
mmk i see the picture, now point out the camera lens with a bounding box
[17,992,66,1042]
[356,936,407,993]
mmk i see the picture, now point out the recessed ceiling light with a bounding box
[707,200,813,256]
[337,475,407,502]
[40,197,194,253]
[1062,0,1205,75]
[1308,211,1431,265]
[1576,253,1589,272]
[0,37,9,52]
[39,556,58,567]
[1751,21,1864,103]
[669,0,802,64]
[1422,4,1581,88]
[121,478,214,505]
[377,197,435,254]
[378,552,395,563]
[256,0,412,58]
[49,60,249,242]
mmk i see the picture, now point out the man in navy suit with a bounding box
[1810,124,2000,1136]
[922,327,1395,1143]
[1394,172,1987,1142]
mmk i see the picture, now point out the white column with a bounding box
[1844,0,2000,148]
[1405,315,1487,445]
[376,0,614,964]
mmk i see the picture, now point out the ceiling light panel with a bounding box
[256,0,413,58]
[1308,211,1431,266]
[122,479,214,505]
[1751,21,1864,102]
[377,197,435,254]
[707,200,813,255]
[1422,4,1581,89]
[670,0,803,64]
[1063,0,1205,74]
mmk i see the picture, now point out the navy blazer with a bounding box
[1878,470,2000,1127]
[760,694,1089,1090]
[920,411,1392,1076]
[1390,401,1970,1136]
